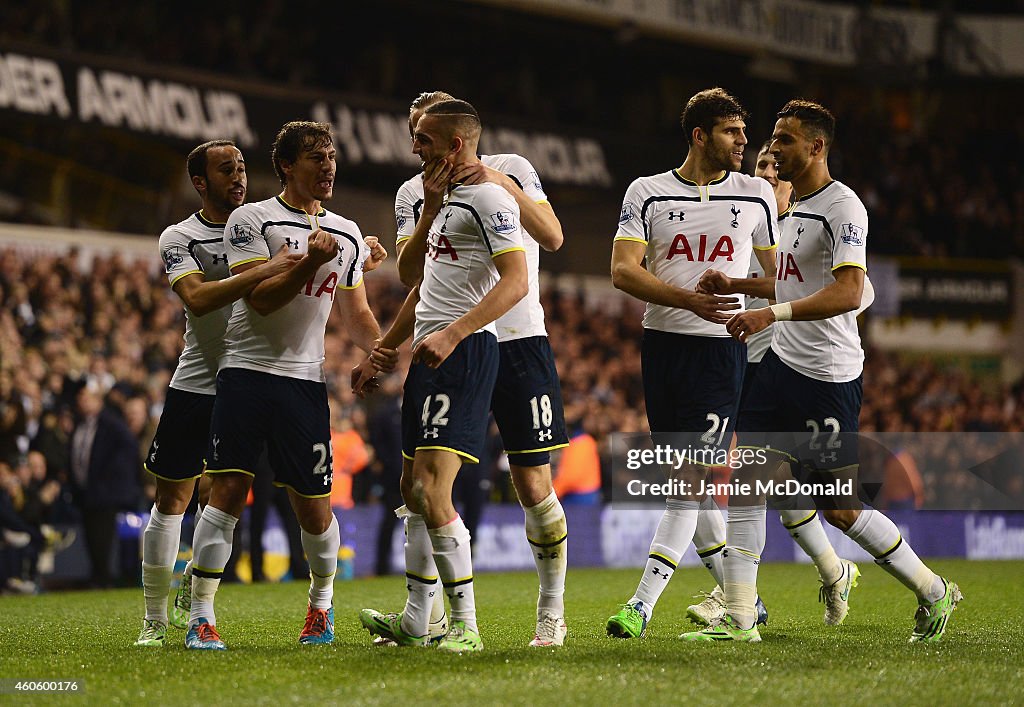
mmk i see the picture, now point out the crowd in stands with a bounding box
[2,3,1023,258]
[1,244,1022,590]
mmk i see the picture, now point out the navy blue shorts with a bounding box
[642,329,745,462]
[737,347,862,471]
[145,386,214,482]
[492,336,569,467]
[206,368,333,498]
[402,332,500,464]
[739,361,760,411]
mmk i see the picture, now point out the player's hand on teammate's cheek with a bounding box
[450,162,503,187]
[450,161,483,184]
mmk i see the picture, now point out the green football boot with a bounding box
[909,579,963,643]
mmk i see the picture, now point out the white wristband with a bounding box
[769,302,793,322]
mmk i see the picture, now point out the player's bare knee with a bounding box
[154,479,193,515]
[510,464,552,507]
[299,511,333,535]
[823,508,859,531]
[208,472,251,516]
[197,474,212,508]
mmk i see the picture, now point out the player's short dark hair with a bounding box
[758,139,773,156]
[186,140,236,181]
[422,99,482,142]
[777,99,836,148]
[271,121,333,185]
[680,88,748,146]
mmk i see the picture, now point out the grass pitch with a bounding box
[0,559,1019,705]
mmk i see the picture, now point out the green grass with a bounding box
[0,560,1020,705]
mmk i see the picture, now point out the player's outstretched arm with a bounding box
[786,264,864,320]
[611,240,740,323]
[351,285,417,397]
[698,268,778,300]
[412,250,528,368]
[336,283,383,354]
[173,245,302,317]
[451,162,563,251]
[243,229,337,316]
[725,265,864,342]
[378,285,419,353]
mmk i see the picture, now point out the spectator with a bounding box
[69,384,142,587]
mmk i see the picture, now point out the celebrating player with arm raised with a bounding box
[186,122,385,650]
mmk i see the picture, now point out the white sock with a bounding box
[189,504,237,626]
[693,495,726,588]
[724,504,766,630]
[181,503,203,580]
[780,509,842,584]
[400,510,440,638]
[429,516,478,634]
[302,515,339,610]
[845,508,944,602]
[523,491,567,618]
[630,499,698,617]
[430,585,446,626]
[142,505,183,623]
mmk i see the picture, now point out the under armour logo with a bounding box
[538,429,553,442]
[730,204,741,228]
[284,237,299,250]
[651,567,671,580]
[212,435,220,461]
[211,254,228,265]
[537,551,559,560]
[423,428,439,439]
[794,224,804,248]
[820,451,838,463]
[447,590,465,600]
[667,211,685,221]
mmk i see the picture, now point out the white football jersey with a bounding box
[396,154,548,342]
[220,195,367,382]
[745,249,773,364]
[614,170,778,336]
[413,182,525,348]
[771,180,868,382]
[159,211,233,395]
